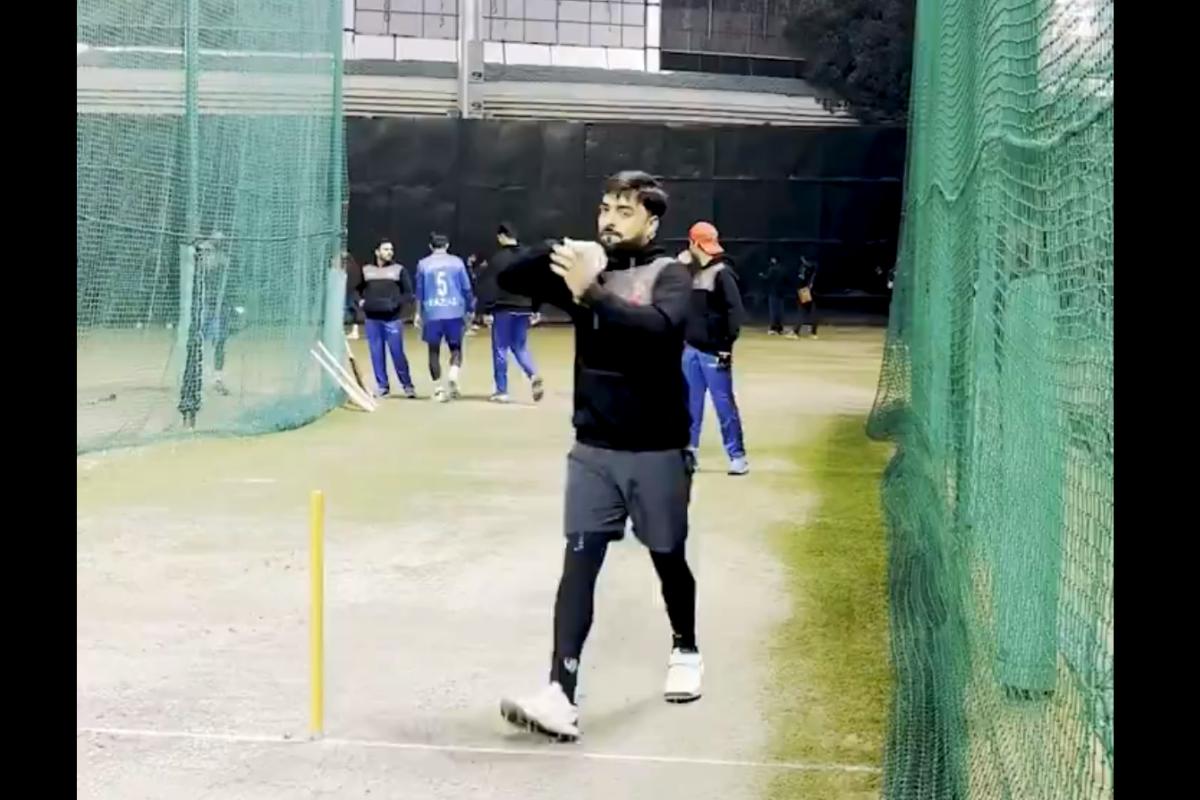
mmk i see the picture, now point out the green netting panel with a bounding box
[869,0,1112,797]
[77,0,345,453]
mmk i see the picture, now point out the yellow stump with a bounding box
[309,490,325,738]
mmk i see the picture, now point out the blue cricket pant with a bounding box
[364,317,413,393]
[682,344,746,460]
[491,311,538,394]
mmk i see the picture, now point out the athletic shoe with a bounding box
[374,389,390,400]
[500,682,580,742]
[810,334,820,340]
[403,387,418,399]
[531,376,545,403]
[767,329,780,336]
[728,457,750,476]
[433,387,449,404]
[787,332,801,340]
[664,648,704,704]
[490,392,510,404]
[448,380,461,400]
[687,446,700,473]
[348,326,360,340]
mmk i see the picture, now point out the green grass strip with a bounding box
[765,415,893,800]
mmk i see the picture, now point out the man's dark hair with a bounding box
[375,238,392,250]
[602,171,668,219]
[429,232,450,250]
[497,222,518,240]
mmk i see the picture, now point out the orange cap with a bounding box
[688,221,724,256]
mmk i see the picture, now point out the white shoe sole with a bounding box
[499,698,579,742]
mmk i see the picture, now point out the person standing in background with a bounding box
[200,231,242,397]
[792,256,820,339]
[680,222,749,476]
[760,256,789,335]
[358,238,417,399]
[480,222,545,404]
[467,253,489,335]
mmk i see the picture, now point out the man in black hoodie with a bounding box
[479,222,544,403]
[680,221,749,476]
[357,238,416,399]
[495,171,702,741]
[760,255,789,335]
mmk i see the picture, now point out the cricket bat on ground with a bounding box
[344,336,369,395]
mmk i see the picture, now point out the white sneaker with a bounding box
[448,380,461,400]
[490,392,510,404]
[687,446,700,473]
[433,387,449,404]
[728,457,750,476]
[500,682,580,741]
[664,648,704,703]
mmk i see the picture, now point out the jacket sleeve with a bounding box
[716,268,744,349]
[496,241,574,311]
[582,262,691,334]
[398,266,414,307]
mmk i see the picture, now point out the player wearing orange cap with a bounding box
[680,222,749,475]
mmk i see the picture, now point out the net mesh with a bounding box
[77,0,346,453]
[869,0,1112,797]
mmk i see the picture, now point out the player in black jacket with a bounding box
[357,238,416,398]
[761,256,789,334]
[479,223,544,403]
[680,221,749,475]
[495,171,703,741]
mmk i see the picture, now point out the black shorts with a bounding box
[563,442,695,553]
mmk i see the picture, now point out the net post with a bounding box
[177,0,202,427]
[309,490,325,739]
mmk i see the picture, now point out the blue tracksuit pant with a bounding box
[491,311,538,395]
[682,344,746,460]
[365,317,413,394]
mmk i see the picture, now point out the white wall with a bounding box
[343,0,662,71]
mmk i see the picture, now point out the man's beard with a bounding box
[599,230,646,254]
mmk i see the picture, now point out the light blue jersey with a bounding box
[416,252,474,322]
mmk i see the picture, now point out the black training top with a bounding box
[477,244,537,313]
[685,254,744,355]
[357,262,413,321]
[497,240,691,452]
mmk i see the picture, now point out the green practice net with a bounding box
[77,1,346,453]
[869,0,1112,797]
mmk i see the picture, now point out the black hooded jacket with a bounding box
[497,240,691,451]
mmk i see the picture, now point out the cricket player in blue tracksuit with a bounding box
[479,222,545,404]
[680,221,749,476]
[357,238,416,399]
[414,232,473,402]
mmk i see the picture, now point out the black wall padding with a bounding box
[347,118,905,300]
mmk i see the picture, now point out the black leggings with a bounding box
[549,534,697,702]
[427,342,463,382]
